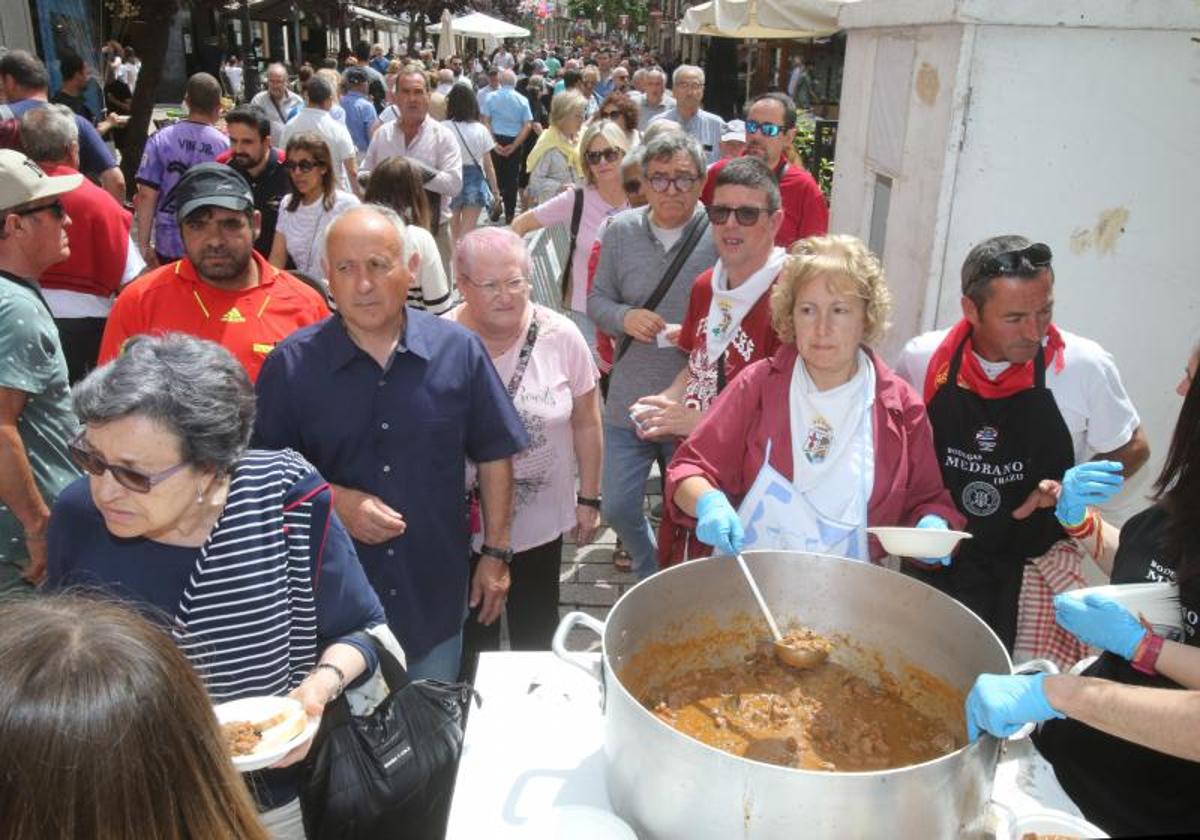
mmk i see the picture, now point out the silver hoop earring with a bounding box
[197,486,205,505]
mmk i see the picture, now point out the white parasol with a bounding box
[436,8,455,60]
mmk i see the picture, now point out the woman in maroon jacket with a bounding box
[664,235,963,566]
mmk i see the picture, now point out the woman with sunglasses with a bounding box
[512,119,629,352]
[269,132,360,279]
[965,341,1200,838]
[595,90,640,148]
[525,90,587,205]
[45,333,387,839]
[665,235,962,566]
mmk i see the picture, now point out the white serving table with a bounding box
[445,652,1088,839]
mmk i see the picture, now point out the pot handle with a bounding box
[551,610,605,683]
[1007,658,1061,741]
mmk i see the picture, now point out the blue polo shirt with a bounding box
[341,90,377,153]
[252,309,528,659]
[482,87,533,139]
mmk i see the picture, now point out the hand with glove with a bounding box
[1054,592,1147,659]
[695,489,744,556]
[915,514,953,567]
[1055,461,1124,527]
[965,672,1065,740]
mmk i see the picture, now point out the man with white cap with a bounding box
[0,149,83,590]
[98,162,329,382]
[718,120,746,161]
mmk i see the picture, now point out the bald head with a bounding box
[323,205,418,338]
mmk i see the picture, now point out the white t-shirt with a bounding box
[405,224,454,314]
[444,120,495,167]
[275,190,360,278]
[895,326,1141,464]
[279,108,357,192]
[223,65,243,97]
[117,60,140,92]
[449,305,599,552]
[650,219,683,252]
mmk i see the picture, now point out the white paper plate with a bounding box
[519,806,637,839]
[1009,808,1107,838]
[866,526,972,559]
[214,695,319,773]
[1069,582,1182,636]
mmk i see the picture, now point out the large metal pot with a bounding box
[552,551,1017,839]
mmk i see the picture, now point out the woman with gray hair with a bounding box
[44,333,387,839]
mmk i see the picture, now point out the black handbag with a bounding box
[299,636,480,840]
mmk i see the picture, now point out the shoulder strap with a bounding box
[450,121,480,167]
[614,214,709,365]
[559,186,585,307]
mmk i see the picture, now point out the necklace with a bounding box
[293,192,329,275]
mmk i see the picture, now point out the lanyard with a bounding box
[505,314,540,398]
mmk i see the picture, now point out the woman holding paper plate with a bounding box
[664,234,964,564]
[966,342,1200,837]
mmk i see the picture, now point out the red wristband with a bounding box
[1131,632,1164,675]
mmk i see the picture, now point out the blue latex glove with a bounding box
[1055,461,1124,527]
[1054,592,1147,659]
[916,514,952,566]
[695,490,744,556]
[965,672,1065,741]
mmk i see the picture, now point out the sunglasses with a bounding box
[585,147,622,165]
[600,110,621,120]
[647,174,699,194]
[622,179,642,195]
[979,242,1053,278]
[707,204,768,226]
[745,119,785,138]
[68,434,189,494]
[282,159,324,173]
[11,199,66,220]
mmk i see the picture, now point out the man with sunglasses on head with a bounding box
[701,92,828,249]
[98,163,329,382]
[896,236,1148,657]
[0,149,83,591]
[650,65,725,166]
[588,131,718,580]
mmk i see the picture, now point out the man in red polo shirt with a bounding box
[701,92,828,249]
[19,105,143,383]
[99,163,329,380]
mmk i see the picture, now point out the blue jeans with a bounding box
[601,423,675,580]
[406,630,463,682]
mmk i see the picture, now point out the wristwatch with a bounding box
[480,543,514,565]
[577,495,602,509]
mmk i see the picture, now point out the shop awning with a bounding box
[678,0,854,39]
[348,4,407,29]
[427,11,531,39]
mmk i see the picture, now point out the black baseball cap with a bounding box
[174,163,254,222]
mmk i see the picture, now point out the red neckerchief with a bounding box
[923,319,1066,403]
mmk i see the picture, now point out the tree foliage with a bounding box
[567,0,646,30]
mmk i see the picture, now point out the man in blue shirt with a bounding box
[340,66,378,159]
[481,69,533,224]
[253,205,528,681]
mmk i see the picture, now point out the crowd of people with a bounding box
[0,34,1195,839]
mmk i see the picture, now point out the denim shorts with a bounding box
[451,164,493,209]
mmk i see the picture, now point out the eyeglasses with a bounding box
[622,179,642,195]
[978,243,1053,279]
[585,147,622,165]
[675,80,703,90]
[464,276,529,296]
[647,174,699,194]
[68,434,189,494]
[600,110,621,120]
[706,204,769,226]
[282,159,324,173]
[11,199,66,220]
[745,119,785,138]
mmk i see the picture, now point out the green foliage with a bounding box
[793,118,834,201]
[566,0,646,29]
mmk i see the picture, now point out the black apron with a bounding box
[1033,504,1200,836]
[922,333,1075,651]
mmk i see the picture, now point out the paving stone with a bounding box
[577,562,637,585]
[559,582,621,607]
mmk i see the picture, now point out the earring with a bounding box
[197,485,205,505]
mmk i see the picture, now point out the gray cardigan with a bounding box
[528,147,579,205]
[588,206,717,428]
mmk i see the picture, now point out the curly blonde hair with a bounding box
[770,235,891,345]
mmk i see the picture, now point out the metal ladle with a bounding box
[734,553,829,670]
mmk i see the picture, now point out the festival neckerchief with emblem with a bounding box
[705,246,785,363]
[923,318,1066,403]
[788,347,875,496]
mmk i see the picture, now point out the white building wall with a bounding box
[833,1,1200,520]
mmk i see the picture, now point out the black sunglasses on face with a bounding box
[600,110,620,120]
[283,159,324,173]
[585,147,622,165]
[12,199,66,220]
[979,242,1053,278]
[707,204,768,226]
[68,434,189,494]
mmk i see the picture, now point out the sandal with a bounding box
[613,540,633,572]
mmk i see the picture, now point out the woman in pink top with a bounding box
[665,236,964,568]
[511,119,631,356]
[448,228,603,677]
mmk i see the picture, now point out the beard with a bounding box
[194,247,252,283]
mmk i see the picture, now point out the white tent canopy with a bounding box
[427,11,530,39]
[678,0,853,39]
